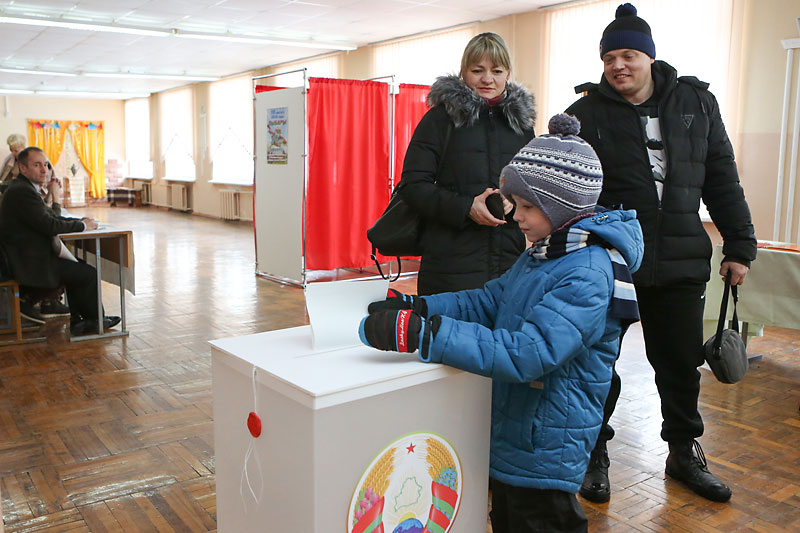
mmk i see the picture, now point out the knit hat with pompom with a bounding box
[500,114,603,230]
[600,3,655,58]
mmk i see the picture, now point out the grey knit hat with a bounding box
[500,114,603,230]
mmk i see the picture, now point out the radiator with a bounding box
[168,184,190,211]
[141,182,152,204]
[152,184,169,207]
[220,189,241,220]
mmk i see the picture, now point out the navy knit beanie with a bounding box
[500,114,603,231]
[600,3,655,59]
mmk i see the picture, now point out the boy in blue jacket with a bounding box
[359,114,644,533]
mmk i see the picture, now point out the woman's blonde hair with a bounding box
[6,133,25,148]
[459,32,512,78]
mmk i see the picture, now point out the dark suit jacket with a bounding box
[0,175,84,288]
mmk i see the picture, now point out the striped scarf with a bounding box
[529,221,640,325]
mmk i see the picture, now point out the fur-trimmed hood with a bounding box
[427,74,536,135]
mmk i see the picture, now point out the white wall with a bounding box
[0,95,125,164]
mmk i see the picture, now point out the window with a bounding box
[543,0,734,122]
[124,97,152,179]
[209,75,254,184]
[268,53,341,87]
[159,88,195,181]
[372,26,476,85]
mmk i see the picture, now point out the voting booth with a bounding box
[211,280,492,532]
[252,75,430,286]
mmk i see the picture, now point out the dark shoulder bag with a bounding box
[367,122,452,280]
[703,273,748,384]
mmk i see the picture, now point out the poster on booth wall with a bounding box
[267,107,288,164]
[348,432,463,533]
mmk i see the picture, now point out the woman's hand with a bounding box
[49,177,63,202]
[469,188,507,226]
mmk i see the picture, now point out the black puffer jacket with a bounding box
[566,61,756,287]
[399,75,536,295]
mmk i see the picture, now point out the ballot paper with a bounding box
[304,278,390,351]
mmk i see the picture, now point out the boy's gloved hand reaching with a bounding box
[359,309,422,353]
[367,288,427,316]
[359,309,440,356]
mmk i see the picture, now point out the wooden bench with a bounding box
[106,187,142,207]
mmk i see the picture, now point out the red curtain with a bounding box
[394,83,430,185]
[306,78,390,270]
[255,85,287,93]
[369,84,432,264]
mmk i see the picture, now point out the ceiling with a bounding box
[0,0,563,98]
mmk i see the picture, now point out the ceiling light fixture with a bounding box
[0,14,356,50]
[0,67,77,77]
[84,72,220,81]
[35,90,150,100]
[0,15,169,37]
[174,31,356,50]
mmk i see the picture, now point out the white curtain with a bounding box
[544,0,734,123]
[372,26,476,85]
[124,97,152,178]
[159,87,195,180]
[209,75,254,184]
[269,53,341,87]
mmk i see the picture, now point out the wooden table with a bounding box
[59,225,134,341]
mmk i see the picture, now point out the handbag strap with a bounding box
[371,245,402,282]
[712,272,740,354]
[436,121,454,179]
[373,121,454,281]
[394,120,453,193]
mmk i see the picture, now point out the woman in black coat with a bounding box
[399,32,536,295]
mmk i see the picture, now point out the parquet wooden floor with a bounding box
[1,206,798,532]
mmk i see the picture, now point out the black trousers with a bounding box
[57,258,100,322]
[489,478,587,533]
[597,283,706,445]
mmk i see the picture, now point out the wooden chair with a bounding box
[0,245,46,346]
[0,280,46,346]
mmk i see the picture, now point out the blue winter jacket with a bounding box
[419,209,643,493]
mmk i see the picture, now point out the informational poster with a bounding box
[267,107,288,164]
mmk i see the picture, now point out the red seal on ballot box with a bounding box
[247,411,262,438]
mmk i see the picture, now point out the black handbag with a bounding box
[703,273,748,384]
[366,182,422,259]
[368,123,452,280]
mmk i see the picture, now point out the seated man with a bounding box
[0,147,120,335]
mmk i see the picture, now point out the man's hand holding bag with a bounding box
[703,272,748,384]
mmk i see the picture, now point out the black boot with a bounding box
[665,439,732,502]
[579,441,611,503]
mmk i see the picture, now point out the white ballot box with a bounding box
[211,325,492,532]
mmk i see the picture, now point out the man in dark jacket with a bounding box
[0,147,120,336]
[566,3,756,504]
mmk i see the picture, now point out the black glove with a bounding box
[359,310,440,356]
[367,288,427,316]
